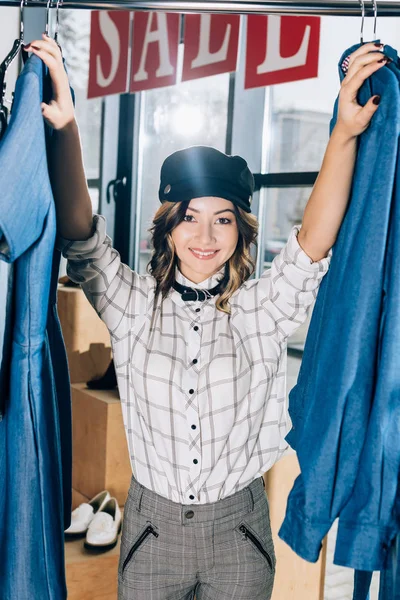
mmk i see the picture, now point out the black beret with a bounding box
[158,146,254,213]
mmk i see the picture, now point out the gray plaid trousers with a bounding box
[118,475,276,599]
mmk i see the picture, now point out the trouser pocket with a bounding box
[121,524,159,577]
[236,522,275,572]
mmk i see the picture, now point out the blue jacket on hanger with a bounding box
[351,42,400,600]
[278,42,400,580]
[0,55,72,600]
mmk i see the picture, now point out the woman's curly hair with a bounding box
[148,200,259,314]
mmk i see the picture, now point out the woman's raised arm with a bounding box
[24,34,93,241]
[297,42,387,262]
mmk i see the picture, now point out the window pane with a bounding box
[269,111,330,173]
[259,185,313,349]
[262,186,311,269]
[261,17,400,352]
[267,16,400,173]
[138,72,230,274]
[89,187,100,213]
[59,10,102,181]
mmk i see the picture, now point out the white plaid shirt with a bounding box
[57,214,332,504]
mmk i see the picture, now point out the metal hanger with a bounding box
[370,1,396,63]
[45,0,52,37]
[54,0,63,52]
[21,0,62,65]
[359,0,365,44]
[360,0,381,44]
[372,0,378,40]
[43,0,63,55]
[359,0,395,62]
[0,0,26,141]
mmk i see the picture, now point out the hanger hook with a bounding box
[359,0,365,44]
[45,0,52,37]
[19,0,26,41]
[54,0,63,44]
[372,0,378,40]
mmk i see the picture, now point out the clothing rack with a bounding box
[1,0,400,15]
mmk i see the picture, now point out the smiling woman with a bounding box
[171,197,239,281]
[147,145,259,313]
[150,195,258,312]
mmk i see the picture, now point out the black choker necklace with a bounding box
[172,279,223,302]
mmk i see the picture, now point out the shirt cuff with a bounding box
[278,500,332,563]
[288,225,333,272]
[55,214,105,256]
[334,519,394,571]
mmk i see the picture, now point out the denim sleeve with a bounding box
[258,225,332,341]
[56,214,151,338]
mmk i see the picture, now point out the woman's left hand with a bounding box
[23,33,74,130]
[335,42,389,139]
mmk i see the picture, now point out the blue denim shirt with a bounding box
[0,55,71,599]
[278,43,400,581]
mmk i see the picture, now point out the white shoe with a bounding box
[65,490,111,538]
[84,497,122,551]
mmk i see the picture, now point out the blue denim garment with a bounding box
[278,43,400,575]
[357,536,400,600]
[379,533,400,600]
[0,55,71,599]
[351,43,400,600]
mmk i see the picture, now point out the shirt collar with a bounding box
[175,265,226,290]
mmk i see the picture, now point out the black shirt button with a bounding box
[191,424,196,429]
[189,495,195,500]
[193,326,199,331]
[192,359,198,364]
[189,389,194,394]
[193,459,198,464]
[195,308,200,312]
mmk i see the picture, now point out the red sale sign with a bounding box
[182,14,240,82]
[245,15,320,89]
[88,13,321,98]
[130,12,180,93]
[88,11,131,99]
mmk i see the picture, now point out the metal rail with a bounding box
[0,0,400,16]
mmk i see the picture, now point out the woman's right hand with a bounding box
[23,33,75,131]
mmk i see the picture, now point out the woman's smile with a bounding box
[189,248,220,260]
